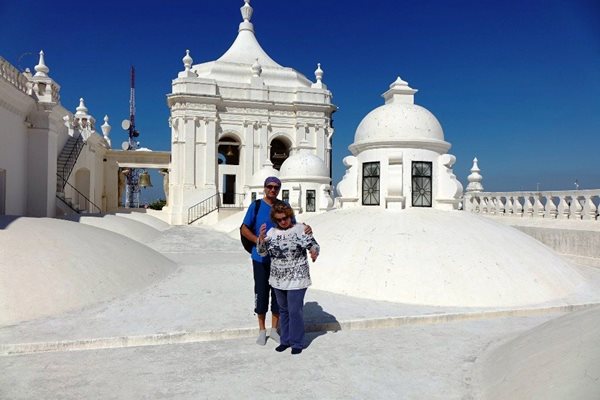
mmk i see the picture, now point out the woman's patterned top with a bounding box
[257,223,320,290]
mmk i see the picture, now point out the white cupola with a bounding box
[336,76,462,211]
[279,140,332,213]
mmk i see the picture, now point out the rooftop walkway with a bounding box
[1,224,599,399]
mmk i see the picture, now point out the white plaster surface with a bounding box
[0,216,176,327]
[0,315,563,400]
[476,305,600,400]
[1,218,600,398]
[113,210,171,231]
[61,213,163,243]
[304,207,591,307]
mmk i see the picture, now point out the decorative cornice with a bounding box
[349,139,451,155]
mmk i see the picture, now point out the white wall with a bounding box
[0,84,32,216]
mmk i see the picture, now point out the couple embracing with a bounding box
[240,177,319,355]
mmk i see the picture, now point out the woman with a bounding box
[257,202,319,355]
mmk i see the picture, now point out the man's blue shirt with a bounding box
[242,199,295,263]
[243,199,275,263]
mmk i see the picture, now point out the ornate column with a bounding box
[205,117,217,188]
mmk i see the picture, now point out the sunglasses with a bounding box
[275,216,290,223]
[265,185,280,191]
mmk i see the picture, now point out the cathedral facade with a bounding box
[165,0,336,225]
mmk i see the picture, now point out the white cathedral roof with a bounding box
[351,77,450,154]
[191,1,313,88]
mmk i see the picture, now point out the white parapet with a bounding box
[465,189,600,221]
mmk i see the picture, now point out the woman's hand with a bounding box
[258,223,267,243]
[309,248,319,262]
[303,224,313,236]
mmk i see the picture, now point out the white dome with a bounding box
[249,160,279,187]
[280,149,329,179]
[306,207,590,308]
[354,102,444,144]
[350,77,450,154]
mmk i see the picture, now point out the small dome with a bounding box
[249,160,279,187]
[354,102,444,144]
[280,148,329,179]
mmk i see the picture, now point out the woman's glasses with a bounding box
[275,216,290,223]
[265,185,280,191]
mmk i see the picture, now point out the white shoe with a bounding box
[256,330,267,346]
[270,329,280,344]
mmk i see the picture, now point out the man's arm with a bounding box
[241,224,257,243]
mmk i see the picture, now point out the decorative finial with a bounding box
[183,49,193,71]
[101,115,111,136]
[251,58,262,77]
[382,75,417,104]
[466,157,484,193]
[241,0,253,22]
[34,50,49,77]
[101,115,112,147]
[315,63,323,82]
[75,98,88,116]
[390,76,409,89]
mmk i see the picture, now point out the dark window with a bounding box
[306,190,316,212]
[282,189,289,203]
[270,138,290,170]
[251,192,257,202]
[362,162,380,206]
[412,161,432,207]
[217,137,240,165]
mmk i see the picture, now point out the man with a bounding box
[241,176,283,345]
[241,176,312,346]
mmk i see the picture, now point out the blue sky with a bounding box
[2,0,599,202]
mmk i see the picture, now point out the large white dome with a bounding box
[305,207,590,308]
[280,149,329,179]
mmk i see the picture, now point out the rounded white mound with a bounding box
[308,208,588,307]
[478,306,600,399]
[113,212,170,231]
[0,216,177,327]
[63,214,162,243]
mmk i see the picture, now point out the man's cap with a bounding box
[264,176,281,187]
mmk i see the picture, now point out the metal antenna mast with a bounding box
[122,65,141,208]
[129,66,136,143]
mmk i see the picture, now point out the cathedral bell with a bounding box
[138,170,153,188]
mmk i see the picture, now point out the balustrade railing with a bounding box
[464,190,600,221]
[0,57,29,94]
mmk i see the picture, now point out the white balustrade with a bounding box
[0,57,29,94]
[465,190,600,221]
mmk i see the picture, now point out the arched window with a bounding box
[270,137,291,170]
[218,136,240,165]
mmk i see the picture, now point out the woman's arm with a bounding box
[300,224,320,262]
[256,223,269,256]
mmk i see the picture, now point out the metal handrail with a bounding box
[187,192,246,224]
[188,194,219,224]
[57,136,85,191]
[56,173,101,214]
[219,192,245,208]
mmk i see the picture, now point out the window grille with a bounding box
[412,161,432,207]
[362,162,380,206]
[306,190,316,212]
